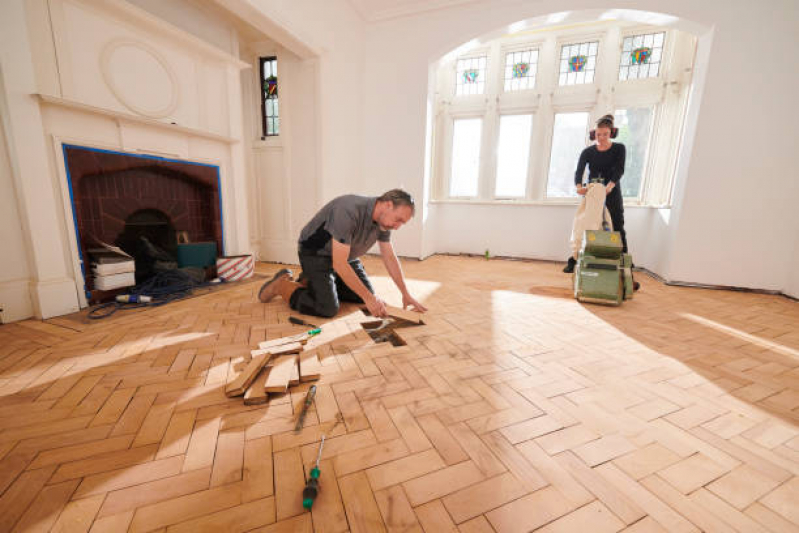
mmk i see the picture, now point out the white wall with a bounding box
[0,67,34,323]
[785,227,799,299]
[357,0,799,294]
[0,0,81,319]
[124,0,237,55]
[247,0,365,202]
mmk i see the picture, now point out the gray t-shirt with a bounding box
[298,195,391,260]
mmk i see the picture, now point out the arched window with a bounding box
[432,21,696,206]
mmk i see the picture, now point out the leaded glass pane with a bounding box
[456,56,488,96]
[619,32,665,80]
[503,49,538,92]
[558,41,599,86]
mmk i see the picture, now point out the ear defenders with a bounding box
[589,127,618,141]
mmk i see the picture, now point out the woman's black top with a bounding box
[574,143,626,186]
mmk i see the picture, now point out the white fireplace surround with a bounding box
[1,0,252,320]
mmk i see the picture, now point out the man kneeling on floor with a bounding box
[258,189,428,319]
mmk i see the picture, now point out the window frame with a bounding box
[454,52,491,98]
[492,111,536,200]
[500,41,542,95]
[542,107,592,202]
[555,32,604,88]
[618,29,669,82]
[612,105,659,202]
[433,23,693,207]
[259,56,279,138]
[445,112,487,199]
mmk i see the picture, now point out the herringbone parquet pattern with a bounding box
[0,255,797,532]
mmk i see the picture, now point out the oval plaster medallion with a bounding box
[100,39,179,118]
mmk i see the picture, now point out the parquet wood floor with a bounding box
[1,255,797,532]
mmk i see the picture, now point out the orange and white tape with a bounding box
[216,255,254,281]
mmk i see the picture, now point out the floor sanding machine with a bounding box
[574,229,635,306]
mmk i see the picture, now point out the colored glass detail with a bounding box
[631,47,652,65]
[463,70,479,83]
[512,62,530,78]
[568,55,587,72]
[264,76,278,98]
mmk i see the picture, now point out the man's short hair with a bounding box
[377,189,415,215]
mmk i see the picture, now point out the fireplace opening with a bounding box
[116,209,177,283]
[62,144,224,303]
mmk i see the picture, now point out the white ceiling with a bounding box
[347,0,486,22]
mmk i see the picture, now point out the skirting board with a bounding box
[30,277,81,319]
[0,279,34,323]
[258,238,298,266]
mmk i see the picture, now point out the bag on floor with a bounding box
[570,182,613,259]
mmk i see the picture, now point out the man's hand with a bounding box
[576,185,587,196]
[605,182,615,195]
[365,294,388,318]
[402,293,428,313]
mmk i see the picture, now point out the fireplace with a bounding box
[63,145,224,298]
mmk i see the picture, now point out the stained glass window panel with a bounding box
[495,114,533,197]
[559,41,599,86]
[546,112,589,197]
[614,107,654,198]
[504,49,538,92]
[619,32,665,80]
[260,56,279,137]
[449,118,483,197]
[456,56,487,96]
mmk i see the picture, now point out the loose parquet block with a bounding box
[258,333,310,351]
[299,352,323,382]
[385,305,425,324]
[264,356,299,394]
[225,353,271,398]
[243,366,271,406]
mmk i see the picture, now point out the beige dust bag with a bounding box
[570,182,613,259]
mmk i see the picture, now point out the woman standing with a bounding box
[563,114,627,273]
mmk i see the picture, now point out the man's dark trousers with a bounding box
[289,251,374,318]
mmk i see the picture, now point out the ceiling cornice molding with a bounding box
[350,0,488,22]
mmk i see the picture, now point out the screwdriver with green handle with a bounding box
[303,435,325,510]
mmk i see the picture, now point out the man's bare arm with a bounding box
[332,240,387,317]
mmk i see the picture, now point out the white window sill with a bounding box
[429,198,670,209]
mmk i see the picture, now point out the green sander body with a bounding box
[574,230,634,306]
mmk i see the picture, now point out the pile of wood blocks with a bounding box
[224,306,424,406]
[224,329,323,405]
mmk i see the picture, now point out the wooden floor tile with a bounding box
[373,485,423,533]
[338,471,386,533]
[485,485,576,533]
[534,500,625,533]
[442,472,527,523]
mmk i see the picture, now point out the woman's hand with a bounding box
[605,182,615,195]
[576,185,588,196]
